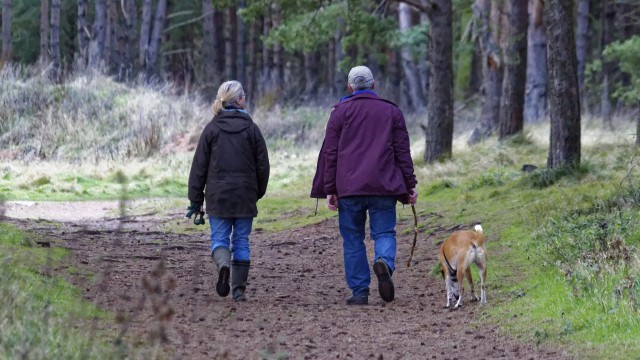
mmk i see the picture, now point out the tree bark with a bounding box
[146,0,168,80]
[139,0,152,69]
[2,0,12,61]
[39,0,50,66]
[424,0,454,163]
[213,8,225,76]
[271,3,284,88]
[524,0,547,123]
[104,0,118,72]
[261,9,272,94]
[545,0,581,168]
[76,0,89,68]
[499,0,528,139]
[303,52,318,97]
[247,18,259,107]
[225,5,237,80]
[474,0,504,140]
[122,0,137,78]
[237,1,246,85]
[50,0,61,82]
[88,0,106,69]
[201,0,215,94]
[399,2,425,111]
[600,0,615,126]
[575,0,589,113]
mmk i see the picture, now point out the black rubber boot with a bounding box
[212,247,231,297]
[231,260,250,302]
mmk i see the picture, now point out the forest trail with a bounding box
[3,201,571,359]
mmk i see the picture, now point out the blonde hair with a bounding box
[212,80,246,116]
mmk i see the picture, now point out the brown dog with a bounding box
[439,224,487,309]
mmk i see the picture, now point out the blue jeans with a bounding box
[338,196,397,297]
[209,216,253,261]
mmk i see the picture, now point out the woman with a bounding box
[187,80,270,301]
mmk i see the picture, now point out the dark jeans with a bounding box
[338,196,397,296]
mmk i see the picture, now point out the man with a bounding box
[311,65,418,305]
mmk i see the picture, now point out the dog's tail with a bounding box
[474,224,484,246]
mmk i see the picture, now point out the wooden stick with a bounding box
[407,204,418,267]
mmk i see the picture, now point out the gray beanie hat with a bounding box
[348,66,374,89]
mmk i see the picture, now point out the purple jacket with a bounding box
[310,92,417,204]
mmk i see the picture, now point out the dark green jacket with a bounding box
[188,110,270,218]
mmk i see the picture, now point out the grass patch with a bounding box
[0,223,127,359]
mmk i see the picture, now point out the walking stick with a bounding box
[406,204,418,267]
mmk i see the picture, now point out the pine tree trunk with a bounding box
[600,0,615,126]
[237,1,246,85]
[545,0,581,168]
[261,10,272,94]
[122,0,137,78]
[327,36,336,97]
[247,19,259,107]
[76,0,89,68]
[139,0,152,68]
[424,0,454,163]
[2,0,12,61]
[104,0,117,72]
[499,0,528,139]
[88,0,106,69]
[575,0,589,112]
[50,0,61,81]
[271,3,283,88]
[303,52,317,97]
[225,6,237,80]
[146,0,167,80]
[201,0,215,95]
[399,2,425,111]
[475,0,504,139]
[213,9,225,76]
[39,0,50,66]
[524,0,547,123]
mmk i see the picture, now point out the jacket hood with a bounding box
[213,110,253,133]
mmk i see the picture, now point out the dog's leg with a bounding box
[454,267,465,309]
[444,275,452,308]
[479,262,487,304]
[466,267,478,302]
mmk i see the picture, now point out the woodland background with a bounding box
[1,0,639,165]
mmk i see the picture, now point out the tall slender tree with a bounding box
[2,0,12,61]
[424,0,454,163]
[139,0,152,69]
[77,0,90,68]
[600,0,616,126]
[473,0,504,141]
[499,0,528,139]
[50,0,61,81]
[88,0,106,69]
[399,2,426,111]
[546,0,581,168]
[202,0,216,94]
[146,0,168,79]
[575,0,590,112]
[39,0,50,66]
[524,0,547,122]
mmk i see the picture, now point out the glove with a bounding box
[185,202,205,225]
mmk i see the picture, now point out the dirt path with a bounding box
[4,202,571,360]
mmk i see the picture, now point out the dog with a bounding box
[439,224,487,309]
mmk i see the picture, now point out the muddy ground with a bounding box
[3,201,572,360]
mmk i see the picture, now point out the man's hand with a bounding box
[326,194,338,211]
[408,188,418,205]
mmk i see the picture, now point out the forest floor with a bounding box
[3,200,573,360]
